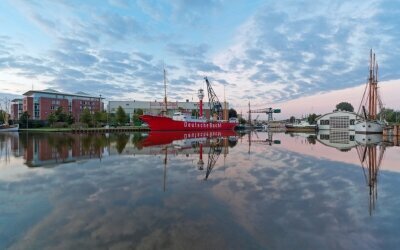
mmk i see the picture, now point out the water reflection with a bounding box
[139,131,239,182]
[0,131,240,170]
[0,131,399,249]
[356,142,385,215]
[287,130,397,216]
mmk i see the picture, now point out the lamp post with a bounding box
[99,94,102,112]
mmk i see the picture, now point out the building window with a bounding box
[329,131,350,144]
[330,116,349,129]
[350,119,355,125]
[320,134,330,140]
[320,120,329,125]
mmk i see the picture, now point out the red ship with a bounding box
[140,76,238,131]
[140,113,237,131]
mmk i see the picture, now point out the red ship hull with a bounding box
[140,115,237,131]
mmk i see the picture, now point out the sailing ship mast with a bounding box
[360,49,381,120]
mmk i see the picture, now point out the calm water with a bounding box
[0,131,399,249]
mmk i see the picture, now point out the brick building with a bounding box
[22,89,103,121]
[10,98,23,120]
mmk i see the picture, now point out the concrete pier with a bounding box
[72,127,149,134]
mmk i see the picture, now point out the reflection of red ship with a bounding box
[139,130,238,186]
[140,76,237,131]
[139,130,237,147]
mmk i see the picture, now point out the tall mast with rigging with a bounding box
[163,67,168,116]
[358,49,381,121]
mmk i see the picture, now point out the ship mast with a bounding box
[359,49,380,121]
[163,67,168,116]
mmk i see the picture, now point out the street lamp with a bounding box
[99,94,102,112]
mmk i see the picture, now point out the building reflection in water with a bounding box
[0,131,240,182]
[316,130,392,215]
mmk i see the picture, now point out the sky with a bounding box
[0,0,399,118]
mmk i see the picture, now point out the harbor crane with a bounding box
[248,107,281,122]
[204,77,223,120]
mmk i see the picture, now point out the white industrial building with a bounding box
[108,100,229,120]
[316,111,361,130]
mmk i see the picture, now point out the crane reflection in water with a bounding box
[139,131,239,191]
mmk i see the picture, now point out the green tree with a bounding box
[228,108,238,118]
[116,106,128,125]
[335,102,354,112]
[307,113,319,124]
[380,108,400,123]
[48,113,57,126]
[54,107,67,122]
[20,111,30,128]
[289,116,296,123]
[132,108,144,126]
[94,111,107,127]
[0,110,6,123]
[80,108,92,126]
[66,113,74,125]
[239,117,246,124]
[135,108,144,115]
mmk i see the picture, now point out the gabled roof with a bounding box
[316,110,361,121]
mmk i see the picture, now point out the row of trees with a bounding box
[16,106,138,128]
[380,108,400,123]
[79,106,139,127]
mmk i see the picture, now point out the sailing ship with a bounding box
[355,50,385,134]
[140,75,237,131]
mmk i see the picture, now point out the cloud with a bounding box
[213,0,400,104]
[92,13,147,41]
[167,43,209,58]
[2,0,400,108]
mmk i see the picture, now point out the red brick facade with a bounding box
[72,99,101,121]
[22,90,103,121]
[23,97,33,118]
[39,97,69,120]
[11,103,18,120]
